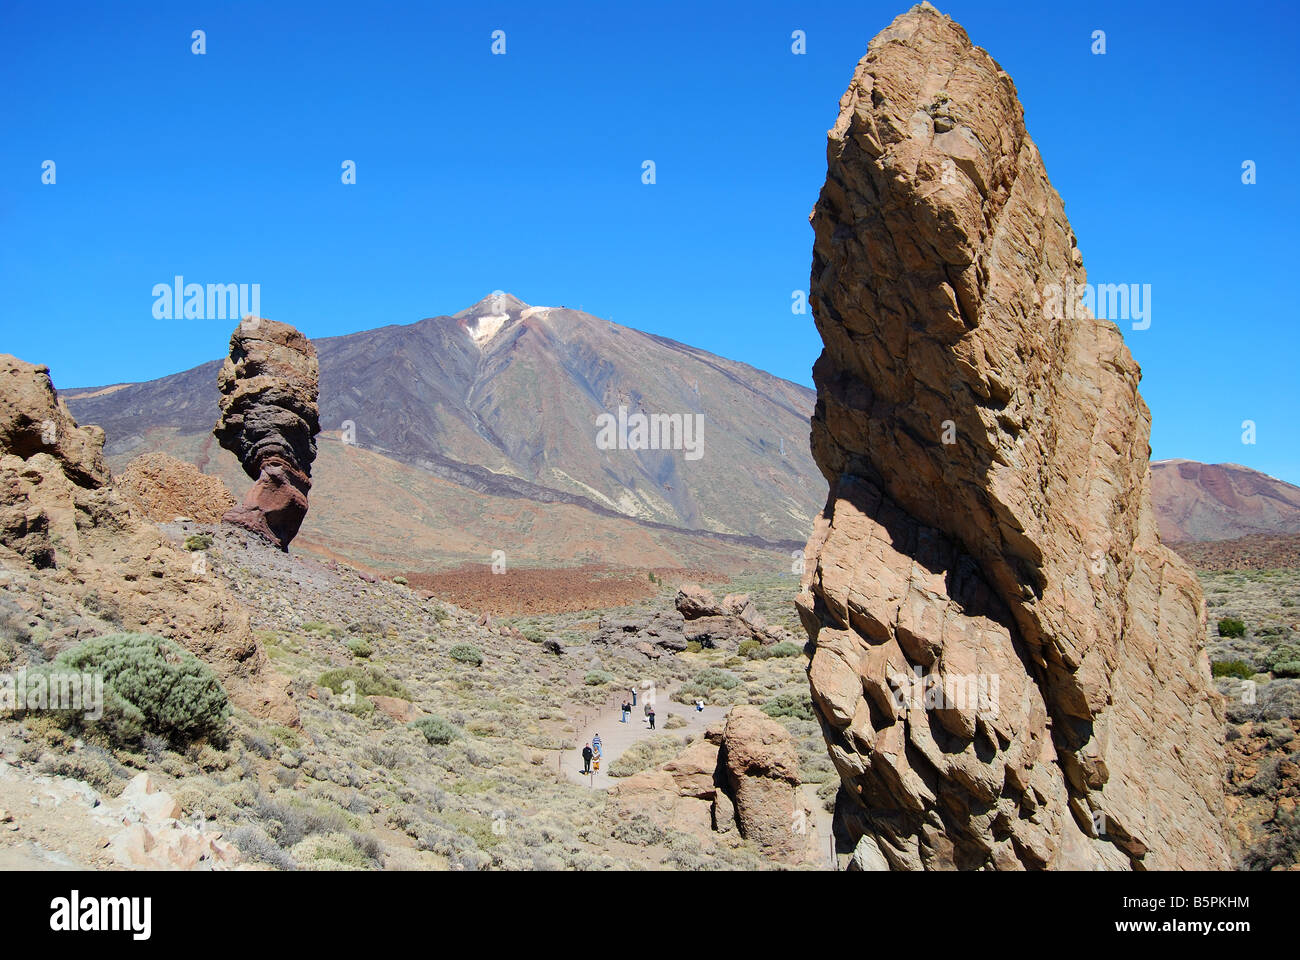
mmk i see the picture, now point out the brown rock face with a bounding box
[117,452,236,524]
[214,318,320,550]
[797,4,1228,869]
[0,355,295,726]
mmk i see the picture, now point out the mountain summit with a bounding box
[64,297,825,557]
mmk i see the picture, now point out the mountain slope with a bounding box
[1151,459,1300,542]
[64,294,825,553]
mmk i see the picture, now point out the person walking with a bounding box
[623,700,631,722]
[631,688,637,707]
[592,733,603,762]
[581,743,593,774]
[647,705,656,730]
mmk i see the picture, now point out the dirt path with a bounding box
[564,686,728,789]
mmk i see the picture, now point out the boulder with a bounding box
[371,696,421,724]
[797,3,1228,869]
[719,705,804,859]
[119,773,183,824]
[117,452,236,524]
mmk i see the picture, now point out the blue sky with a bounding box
[2,0,1297,482]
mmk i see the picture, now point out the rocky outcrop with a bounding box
[109,774,242,870]
[675,584,799,648]
[607,707,818,864]
[796,4,1228,869]
[214,318,320,550]
[0,355,295,725]
[117,452,236,524]
[594,611,687,659]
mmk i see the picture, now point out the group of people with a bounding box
[581,732,603,774]
[619,698,655,729]
[583,689,672,775]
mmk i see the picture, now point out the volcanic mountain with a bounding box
[1151,459,1300,542]
[63,295,825,571]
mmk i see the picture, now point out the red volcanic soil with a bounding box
[403,564,724,615]
[1169,533,1300,572]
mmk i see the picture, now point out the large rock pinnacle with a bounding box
[797,5,1229,869]
[214,317,320,550]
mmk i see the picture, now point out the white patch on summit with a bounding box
[467,313,510,346]
[519,306,552,321]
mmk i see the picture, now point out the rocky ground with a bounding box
[0,519,828,871]
[1203,565,1300,869]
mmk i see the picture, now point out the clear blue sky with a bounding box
[2,0,1297,482]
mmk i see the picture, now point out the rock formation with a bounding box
[796,4,1229,869]
[117,452,236,524]
[596,585,802,660]
[214,318,320,550]
[607,706,818,864]
[674,584,800,648]
[0,354,296,725]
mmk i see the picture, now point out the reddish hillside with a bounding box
[1151,460,1300,542]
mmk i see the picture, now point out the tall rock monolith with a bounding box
[214,318,320,551]
[797,3,1229,870]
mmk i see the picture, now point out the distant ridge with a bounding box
[1151,459,1300,542]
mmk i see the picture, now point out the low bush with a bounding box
[694,668,740,690]
[411,716,461,746]
[1265,643,1300,678]
[43,632,230,748]
[1212,660,1255,680]
[183,533,213,552]
[1218,617,1247,638]
[345,638,372,659]
[584,670,616,686]
[448,644,484,667]
[608,735,683,777]
[767,641,803,658]
[762,691,815,722]
[317,666,409,700]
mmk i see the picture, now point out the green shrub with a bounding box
[183,533,213,552]
[767,641,803,658]
[737,639,760,658]
[345,638,372,659]
[584,670,616,686]
[694,668,740,691]
[448,643,484,667]
[317,666,409,700]
[762,691,815,722]
[521,626,546,643]
[1265,643,1300,678]
[1217,618,1247,638]
[47,632,230,747]
[392,576,408,586]
[1211,660,1254,680]
[684,641,703,654]
[608,735,683,777]
[411,716,461,745]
